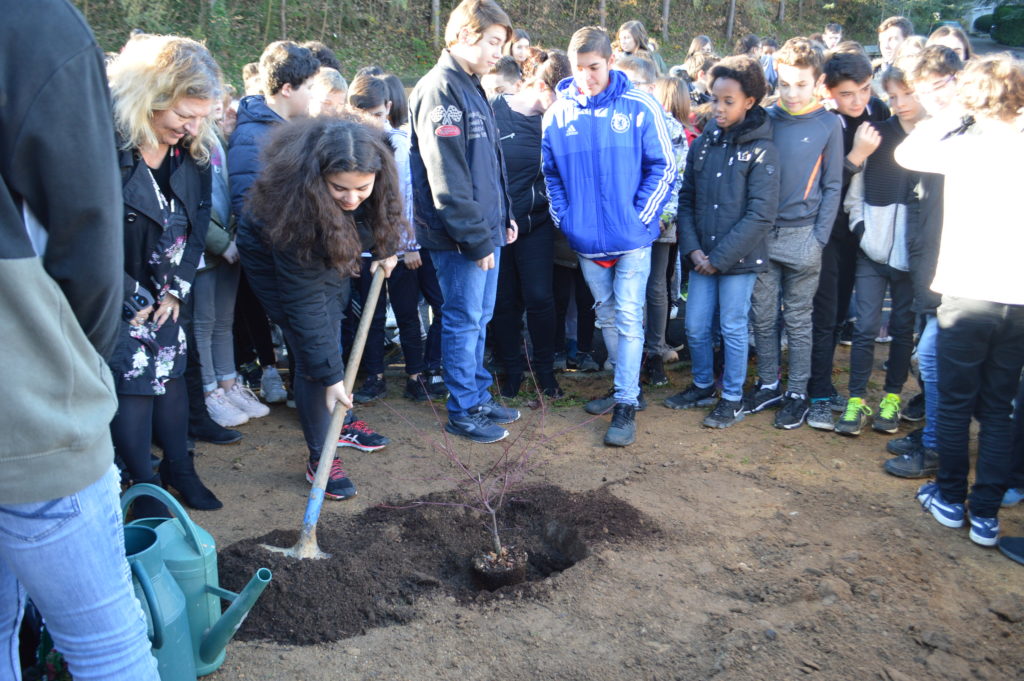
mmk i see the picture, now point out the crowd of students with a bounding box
[5,0,1024,675]
[105,3,1024,551]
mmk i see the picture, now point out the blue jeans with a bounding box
[917,314,939,449]
[579,247,652,406]
[686,271,757,402]
[430,249,500,418]
[0,465,158,681]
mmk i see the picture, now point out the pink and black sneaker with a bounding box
[306,458,357,500]
[338,419,389,452]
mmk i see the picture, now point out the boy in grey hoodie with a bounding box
[745,37,843,429]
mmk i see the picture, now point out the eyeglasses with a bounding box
[913,74,955,96]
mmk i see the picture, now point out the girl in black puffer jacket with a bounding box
[667,56,780,429]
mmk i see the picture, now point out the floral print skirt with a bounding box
[108,318,187,396]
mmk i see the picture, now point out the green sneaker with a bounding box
[835,397,871,436]
[873,393,902,433]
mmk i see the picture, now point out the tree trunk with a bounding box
[777,0,785,23]
[432,0,440,50]
[279,0,287,39]
[599,0,607,28]
[726,0,736,42]
[797,0,803,22]
[320,0,328,40]
[263,0,273,44]
[662,0,671,46]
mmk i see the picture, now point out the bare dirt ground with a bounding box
[197,347,1024,681]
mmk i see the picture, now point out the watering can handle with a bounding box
[121,484,205,555]
[131,560,165,650]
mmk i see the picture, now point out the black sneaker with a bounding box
[742,381,783,414]
[806,399,835,431]
[664,383,716,410]
[773,392,809,430]
[644,354,668,386]
[552,351,568,371]
[883,445,938,478]
[886,427,924,456]
[445,408,509,444]
[537,372,564,399]
[307,458,357,500]
[604,403,636,446]
[585,388,647,415]
[569,351,600,372]
[499,373,523,399]
[403,376,430,402]
[425,370,448,399]
[837,319,854,346]
[835,397,870,435]
[353,375,386,404]
[338,420,389,451]
[872,393,902,434]
[702,398,744,429]
[902,392,925,422]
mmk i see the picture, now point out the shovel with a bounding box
[262,266,386,560]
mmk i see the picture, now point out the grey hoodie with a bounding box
[767,103,844,245]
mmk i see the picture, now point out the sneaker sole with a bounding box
[773,412,808,430]
[872,422,900,434]
[337,440,387,452]
[835,423,863,436]
[305,471,357,501]
[743,394,783,414]
[806,418,835,431]
[603,433,636,446]
[883,462,936,479]
[969,528,998,547]
[664,397,716,411]
[444,422,508,444]
[702,412,744,429]
[901,413,925,422]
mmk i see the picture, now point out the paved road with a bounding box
[970,33,1024,58]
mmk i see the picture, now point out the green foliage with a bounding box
[974,13,994,32]
[994,7,1024,45]
[72,0,946,84]
[995,2,1024,22]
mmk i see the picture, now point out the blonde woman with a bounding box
[107,35,223,515]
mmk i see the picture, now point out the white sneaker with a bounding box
[206,388,249,427]
[260,366,287,404]
[226,383,271,418]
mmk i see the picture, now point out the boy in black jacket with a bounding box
[806,48,887,430]
[409,0,520,444]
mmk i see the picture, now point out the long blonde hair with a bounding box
[108,35,223,164]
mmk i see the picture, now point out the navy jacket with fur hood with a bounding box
[678,106,779,275]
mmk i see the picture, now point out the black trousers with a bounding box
[847,255,915,398]
[935,296,1024,517]
[492,221,557,375]
[233,268,277,368]
[354,252,444,376]
[553,264,595,354]
[808,232,858,399]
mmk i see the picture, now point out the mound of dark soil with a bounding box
[219,484,659,645]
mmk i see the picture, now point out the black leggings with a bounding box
[110,378,189,483]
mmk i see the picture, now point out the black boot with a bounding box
[159,453,223,510]
[128,476,173,519]
[499,373,523,398]
[537,371,564,398]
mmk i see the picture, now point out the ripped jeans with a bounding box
[579,247,652,406]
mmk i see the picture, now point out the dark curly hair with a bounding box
[246,117,405,275]
[708,55,768,103]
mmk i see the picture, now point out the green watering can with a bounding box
[123,484,272,678]
[124,524,196,681]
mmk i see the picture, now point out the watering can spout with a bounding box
[199,567,272,664]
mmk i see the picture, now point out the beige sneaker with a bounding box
[206,388,249,427]
[226,383,271,418]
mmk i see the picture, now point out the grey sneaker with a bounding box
[702,399,744,429]
[585,388,647,415]
[476,401,521,424]
[604,403,636,447]
[260,366,287,404]
[806,400,835,431]
[445,408,509,444]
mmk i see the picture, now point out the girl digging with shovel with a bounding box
[238,117,405,500]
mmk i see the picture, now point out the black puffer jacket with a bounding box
[491,94,550,235]
[677,106,779,275]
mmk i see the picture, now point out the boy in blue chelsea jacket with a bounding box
[542,26,675,447]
